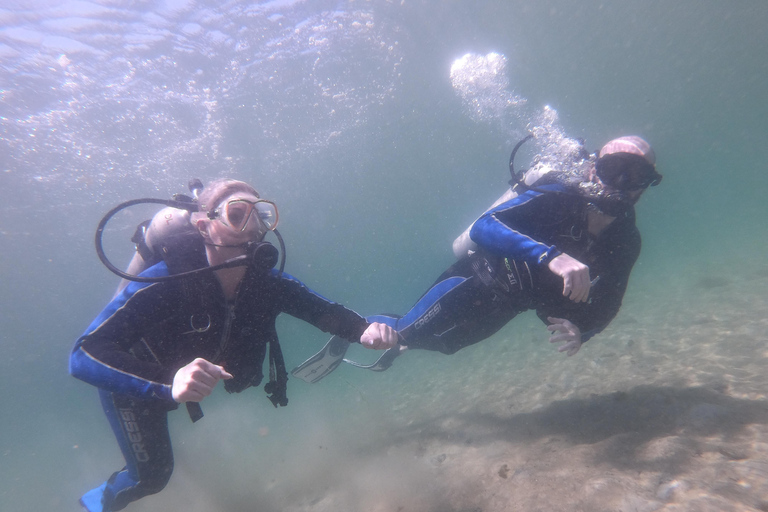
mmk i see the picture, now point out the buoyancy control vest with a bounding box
[95,182,288,421]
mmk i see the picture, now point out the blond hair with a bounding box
[196,179,259,214]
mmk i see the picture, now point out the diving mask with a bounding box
[208,198,279,232]
[595,152,662,191]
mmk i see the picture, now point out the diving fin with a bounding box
[343,346,403,372]
[291,335,349,383]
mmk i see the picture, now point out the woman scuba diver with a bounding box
[293,135,661,378]
[70,178,397,512]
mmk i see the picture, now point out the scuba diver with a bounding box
[292,135,662,380]
[70,178,397,512]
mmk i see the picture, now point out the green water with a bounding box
[0,1,767,510]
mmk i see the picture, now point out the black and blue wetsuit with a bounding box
[369,184,640,354]
[70,263,369,512]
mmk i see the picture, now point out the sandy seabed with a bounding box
[85,261,768,512]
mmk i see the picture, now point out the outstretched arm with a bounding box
[273,270,398,350]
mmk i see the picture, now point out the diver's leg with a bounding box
[396,260,518,355]
[80,390,174,512]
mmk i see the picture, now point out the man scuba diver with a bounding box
[70,179,397,512]
[293,135,661,379]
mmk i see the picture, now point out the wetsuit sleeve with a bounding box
[535,224,641,342]
[270,271,369,342]
[470,188,563,266]
[69,267,176,403]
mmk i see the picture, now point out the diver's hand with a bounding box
[172,358,233,403]
[547,317,583,356]
[360,322,398,350]
[548,253,591,303]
